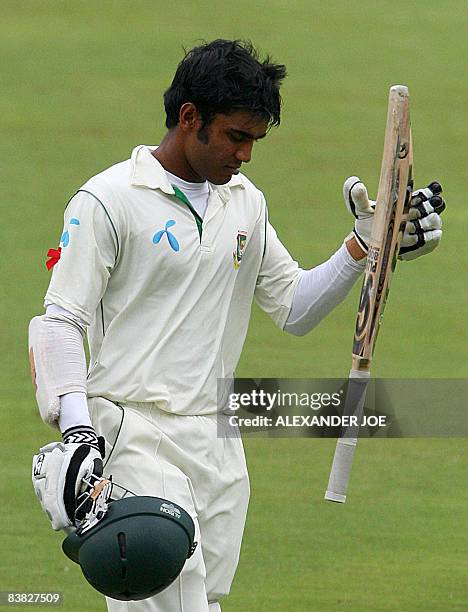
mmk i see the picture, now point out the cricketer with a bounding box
[29,40,444,611]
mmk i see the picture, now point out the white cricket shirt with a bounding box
[45,145,301,414]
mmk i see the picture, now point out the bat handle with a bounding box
[324,437,359,502]
[324,369,370,503]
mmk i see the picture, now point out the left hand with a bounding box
[32,438,104,532]
[344,176,445,261]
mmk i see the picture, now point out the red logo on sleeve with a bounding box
[46,247,62,270]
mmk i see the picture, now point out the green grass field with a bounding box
[1,1,467,610]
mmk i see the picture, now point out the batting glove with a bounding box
[32,426,104,532]
[344,176,445,260]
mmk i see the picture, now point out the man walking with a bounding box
[29,40,444,610]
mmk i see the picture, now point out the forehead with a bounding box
[212,111,269,138]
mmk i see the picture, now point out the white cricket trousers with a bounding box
[89,397,250,612]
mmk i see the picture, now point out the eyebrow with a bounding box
[230,128,268,141]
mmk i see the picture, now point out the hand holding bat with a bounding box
[344,177,445,261]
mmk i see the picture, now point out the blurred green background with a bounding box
[1,1,466,610]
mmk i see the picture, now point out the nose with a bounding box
[235,141,254,163]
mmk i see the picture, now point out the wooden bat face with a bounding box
[352,86,412,370]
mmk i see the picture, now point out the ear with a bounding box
[179,103,202,131]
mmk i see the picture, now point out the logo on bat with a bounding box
[353,271,374,356]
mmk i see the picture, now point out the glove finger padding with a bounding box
[400,182,445,260]
[343,176,375,218]
[409,181,446,220]
[405,212,442,234]
[343,176,375,253]
[399,229,442,260]
[32,441,103,531]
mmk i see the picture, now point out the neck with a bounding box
[153,130,204,183]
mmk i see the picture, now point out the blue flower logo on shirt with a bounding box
[152,220,180,252]
[61,217,80,247]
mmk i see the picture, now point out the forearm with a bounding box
[284,243,365,336]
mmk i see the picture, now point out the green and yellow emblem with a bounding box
[233,232,247,269]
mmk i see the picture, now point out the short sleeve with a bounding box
[254,212,302,329]
[44,190,119,325]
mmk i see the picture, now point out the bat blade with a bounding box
[353,86,412,367]
[324,85,412,503]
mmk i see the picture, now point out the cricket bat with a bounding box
[324,85,413,503]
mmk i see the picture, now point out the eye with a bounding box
[229,132,245,143]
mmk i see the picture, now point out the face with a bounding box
[181,106,269,184]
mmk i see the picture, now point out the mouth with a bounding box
[226,165,241,175]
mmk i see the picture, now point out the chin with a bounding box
[210,176,231,185]
[208,169,235,185]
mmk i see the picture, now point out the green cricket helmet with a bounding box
[63,493,197,601]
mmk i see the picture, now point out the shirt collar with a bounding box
[130,145,244,202]
[130,145,174,194]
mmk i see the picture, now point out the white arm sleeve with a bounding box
[46,304,92,432]
[28,304,91,430]
[284,243,365,336]
[58,392,91,432]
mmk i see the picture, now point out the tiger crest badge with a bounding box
[233,231,247,269]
